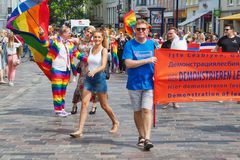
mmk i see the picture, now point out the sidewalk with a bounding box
[0,61,240,159]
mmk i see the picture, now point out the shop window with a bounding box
[152,0,156,5]
[137,0,146,6]
[193,10,196,16]
[228,0,233,5]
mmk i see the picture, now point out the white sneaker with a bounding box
[173,103,180,108]
[9,82,14,87]
[218,101,223,103]
[162,103,170,109]
[55,110,70,117]
[61,110,71,116]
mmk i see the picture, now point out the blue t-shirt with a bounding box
[122,39,155,90]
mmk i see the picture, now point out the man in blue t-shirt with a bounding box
[122,19,157,151]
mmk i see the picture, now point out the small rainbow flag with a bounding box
[111,41,119,67]
[123,10,136,39]
[6,0,51,79]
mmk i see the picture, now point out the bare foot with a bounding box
[109,122,119,133]
[70,130,83,138]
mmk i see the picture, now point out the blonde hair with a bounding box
[7,32,15,48]
[93,28,109,49]
[86,25,96,32]
[135,19,151,29]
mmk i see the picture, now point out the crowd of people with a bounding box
[0,30,34,87]
[1,20,240,151]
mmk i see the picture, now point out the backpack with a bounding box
[101,48,110,80]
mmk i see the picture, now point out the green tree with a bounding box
[48,0,102,25]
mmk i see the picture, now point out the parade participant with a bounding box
[116,32,128,73]
[39,25,87,117]
[6,32,22,86]
[0,44,4,83]
[1,30,9,80]
[212,24,240,104]
[212,24,240,53]
[70,26,99,115]
[161,27,182,109]
[110,35,119,73]
[70,28,119,138]
[122,19,157,151]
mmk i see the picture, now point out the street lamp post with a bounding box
[176,0,179,28]
[117,0,122,29]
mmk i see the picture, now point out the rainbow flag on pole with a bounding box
[123,10,136,39]
[7,0,51,79]
[111,41,119,67]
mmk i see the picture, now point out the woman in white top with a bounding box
[70,28,119,138]
[6,32,22,86]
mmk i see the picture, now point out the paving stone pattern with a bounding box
[0,60,240,160]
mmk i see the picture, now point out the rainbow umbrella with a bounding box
[7,0,51,80]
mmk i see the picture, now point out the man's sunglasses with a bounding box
[136,28,147,32]
[224,28,231,31]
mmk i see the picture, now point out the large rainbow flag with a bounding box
[6,0,51,79]
[111,41,119,67]
[123,10,136,39]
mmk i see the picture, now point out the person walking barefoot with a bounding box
[70,28,119,138]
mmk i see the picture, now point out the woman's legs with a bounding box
[76,89,92,133]
[71,79,81,114]
[70,89,92,137]
[7,55,16,83]
[97,92,119,132]
[89,93,98,115]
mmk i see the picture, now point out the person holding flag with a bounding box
[6,0,87,116]
[39,26,88,117]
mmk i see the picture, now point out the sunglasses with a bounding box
[224,28,230,31]
[136,28,147,32]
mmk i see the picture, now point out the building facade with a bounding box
[179,0,220,34]
[85,0,105,27]
[0,0,18,30]
[219,0,240,35]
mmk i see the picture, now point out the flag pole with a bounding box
[153,104,156,127]
[18,0,40,27]
[27,10,40,27]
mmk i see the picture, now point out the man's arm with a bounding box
[125,57,157,68]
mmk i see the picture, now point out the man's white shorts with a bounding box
[128,90,153,112]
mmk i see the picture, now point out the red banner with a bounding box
[154,49,240,104]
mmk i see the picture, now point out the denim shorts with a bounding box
[84,72,107,93]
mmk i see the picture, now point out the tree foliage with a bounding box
[48,0,102,25]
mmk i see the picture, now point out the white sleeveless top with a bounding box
[7,42,21,55]
[87,47,103,72]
